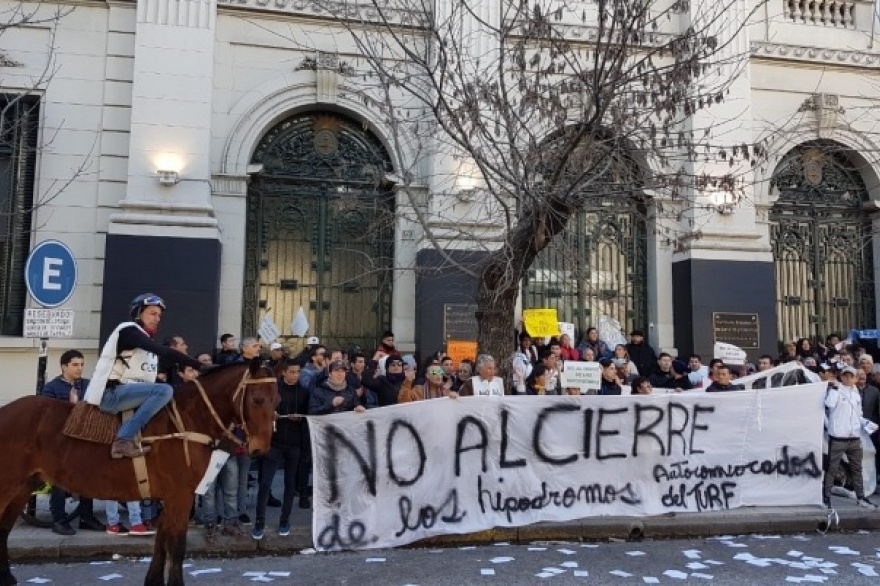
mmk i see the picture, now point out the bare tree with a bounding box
[282,0,769,365]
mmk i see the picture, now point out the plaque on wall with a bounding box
[444,303,478,341]
[712,312,760,349]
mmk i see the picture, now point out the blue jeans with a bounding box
[106,500,142,526]
[200,456,238,524]
[99,382,173,440]
[236,453,251,516]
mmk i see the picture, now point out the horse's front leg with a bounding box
[161,495,193,586]
[144,521,168,586]
[0,489,31,586]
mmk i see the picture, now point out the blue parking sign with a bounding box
[25,240,77,308]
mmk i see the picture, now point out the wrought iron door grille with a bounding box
[523,195,648,338]
[770,141,875,345]
[244,112,394,352]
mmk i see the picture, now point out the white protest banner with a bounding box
[290,306,310,337]
[559,322,575,341]
[258,314,281,344]
[559,360,601,392]
[714,341,747,365]
[308,386,825,551]
[598,315,627,348]
[738,362,820,390]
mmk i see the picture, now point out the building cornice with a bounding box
[217,0,424,26]
[750,41,880,68]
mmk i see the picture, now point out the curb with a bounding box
[9,506,873,562]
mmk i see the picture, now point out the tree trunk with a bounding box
[475,256,521,382]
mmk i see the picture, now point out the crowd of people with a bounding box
[38,297,880,539]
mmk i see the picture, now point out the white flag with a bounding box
[258,314,281,344]
[714,341,747,365]
[290,306,310,337]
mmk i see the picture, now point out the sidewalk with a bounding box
[10,478,880,562]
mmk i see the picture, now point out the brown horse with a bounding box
[0,359,279,586]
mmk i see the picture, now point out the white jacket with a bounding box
[83,322,159,405]
[825,384,864,439]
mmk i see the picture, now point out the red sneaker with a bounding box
[106,524,128,536]
[128,523,156,536]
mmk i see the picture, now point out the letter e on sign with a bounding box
[25,240,77,308]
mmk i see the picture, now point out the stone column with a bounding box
[101,0,220,352]
[671,0,778,360]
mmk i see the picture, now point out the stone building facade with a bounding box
[0,0,878,402]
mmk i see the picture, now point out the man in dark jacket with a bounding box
[626,330,657,377]
[40,350,105,535]
[253,360,312,540]
[214,333,240,365]
[158,334,189,389]
[649,354,693,390]
[363,354,407,406]
[309,360,363,414]
[706,364,746,392]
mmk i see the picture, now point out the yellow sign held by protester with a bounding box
[522,308,561,338]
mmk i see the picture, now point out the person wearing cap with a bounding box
[291,336,321,367]
[83,293,202,458]
[266,342,287,375]
[363,354,408,406]
[626,329,657,377]
[309,360,364,415]
[823,365,878,510]
[705,364,745,392]
[818,362,839,388]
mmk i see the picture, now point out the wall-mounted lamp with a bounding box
[456,185,479,202]
[157,170,180,186]
[715,202,735,215]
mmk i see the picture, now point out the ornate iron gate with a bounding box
[770,141,875,344]
[523,196,648,337]
[243,113,395,351]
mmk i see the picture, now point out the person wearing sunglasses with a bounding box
[399,365,457,402]
[83,293,203,458]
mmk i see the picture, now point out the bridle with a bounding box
[142,367,277,464]
[134,366,276,500]
[192,368,277,448]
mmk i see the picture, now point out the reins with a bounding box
[140,369,276,466]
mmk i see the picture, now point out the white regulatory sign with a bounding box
[24,308,74,339]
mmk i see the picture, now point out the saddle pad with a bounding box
[62,402,120,444]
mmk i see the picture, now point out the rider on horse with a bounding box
[83,293,203,459]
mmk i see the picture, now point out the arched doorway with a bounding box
[243,112,395,351]
[770,140,876,345]
[521,130,648,338]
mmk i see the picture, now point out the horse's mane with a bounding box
[173,359,274,399]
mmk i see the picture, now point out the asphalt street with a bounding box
[10,531,880,585]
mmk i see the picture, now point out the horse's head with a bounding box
[240,358,280,456]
